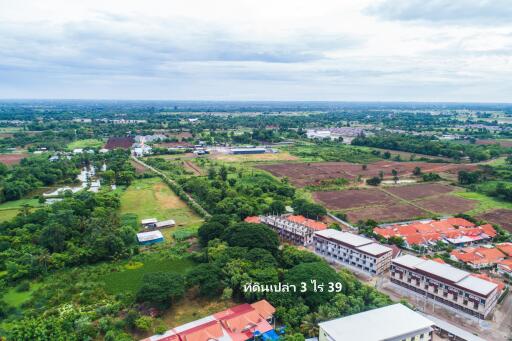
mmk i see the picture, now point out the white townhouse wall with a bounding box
[314,229,393,275]
[390,255,500,319]
[318,304,434,341]
[260,215,321,246]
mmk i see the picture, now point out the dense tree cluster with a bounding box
[352,134,508,161]
[0,156,79,202]
[194,215,392,337]
[179,163,295,218]
[0,191,137,282]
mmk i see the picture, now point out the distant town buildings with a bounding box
[306,127,367,144]
[314,229,393,275]
[391,255,500,319]
[318,304,434,341]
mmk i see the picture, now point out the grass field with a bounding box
[101,257,195,294]
[285,143,381,163]
[2,283,42,308]
[120,177,203,229]
[67,139,104,150]
[162,296,236,328]
[0,198,43,222]
[209,151,298,163]
[452,191,512,215]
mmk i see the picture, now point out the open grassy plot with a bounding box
[209,151,298,163]
[162,296,236,328]
[2,283,42,308]
[0,198,43,222]
[67,138,104,150]
[120,177,203,228]
[452,191,512,215]
[101,257,195,294]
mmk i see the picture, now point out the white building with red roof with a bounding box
[141,300,277,341]
[259,214,327,246]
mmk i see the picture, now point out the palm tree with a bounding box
[300,313,319,337]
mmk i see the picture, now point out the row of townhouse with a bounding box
[258,214,327,246]
[390,255,500,319]
[313,229,393,275]
[254,215,394,275]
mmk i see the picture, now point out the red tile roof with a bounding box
[244,216,261,224]
[373,217,495,246]
[451,247,505,265]
[286,215,327,231]
[445,217,476,227]
[497,243,512,257]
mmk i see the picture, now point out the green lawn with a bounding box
[2,283,42,308]
[101,257,195,294]
[67,139,104,150]
[452,191,512,215]
[120,177,203,228]
[0,198,43,222]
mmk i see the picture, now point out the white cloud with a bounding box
[0,0,511,101]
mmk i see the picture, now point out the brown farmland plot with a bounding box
[478,209,512,232]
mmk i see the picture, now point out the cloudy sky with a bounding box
[0,0,511,102]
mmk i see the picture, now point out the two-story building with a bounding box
[260,215,327,246]
[314,229,393,275]
[390,255,500,319]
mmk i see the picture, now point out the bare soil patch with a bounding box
[476,139,512,148]
[385,183,454,200]
[478,209,512,232]
[258,161,477,187]
[130,160,147,174]
[414,194,476,215]
[0,153,28,165]
[313,189,396,210]
[183,161,204,175]
[346,203,429,223]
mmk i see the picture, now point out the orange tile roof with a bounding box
[404,234,425,245]
[397,225,418,235]
[286,215,327,231]
[412,223,436,233]
[250,300,275,319]
[497,243,512,257]
[445,217,475,227]
[497,259,512,272]
[451,247,505,265]
[244,216,261,224]
[179,321,224,341]
[480,224,497,237]
[431,220,454,232]
[373,227,396,238]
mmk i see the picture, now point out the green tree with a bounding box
[137,272,185,308]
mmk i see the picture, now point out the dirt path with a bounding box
[183,161,203,176]
[379,187,437,216]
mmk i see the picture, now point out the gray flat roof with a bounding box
[315,229,373,247]
[457,275,498,296]
[357,243,392,256]
[415,259,468,283]
[392,254,426,268]
[318,304,433,341]
[137,230,163,242]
